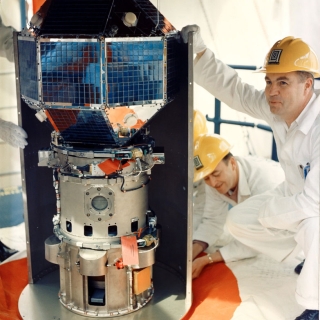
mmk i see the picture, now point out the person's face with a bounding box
[204,157,237,194]
[264,72,313,125]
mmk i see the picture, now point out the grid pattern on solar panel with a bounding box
[41,42,102,106]
[166,36,179,101]
[47,109,115,145]
[107,41,164,105]
[18,40,38,100]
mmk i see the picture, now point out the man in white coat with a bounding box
[181,26,319,320]
[192,133,285,278]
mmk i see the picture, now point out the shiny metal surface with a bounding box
[58,173,149,245]
[185,31,194,313]
[19,264,186,320]
[79,249,108,276]
[132,245,156,269]
[44,235,60,264]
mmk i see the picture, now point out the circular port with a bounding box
[91,196,108,211]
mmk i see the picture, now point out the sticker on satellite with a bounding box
[268,49,282,64]
[194,155,203,170]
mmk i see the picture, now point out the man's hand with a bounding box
[0,118,28,148]
[193,241,207,260]
[192,255,210,279]
[192,251,224,279]
[180,25,207,54]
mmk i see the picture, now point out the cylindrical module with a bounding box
[57,173,149,245]
[45,149,160,317]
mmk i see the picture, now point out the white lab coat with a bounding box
[0,15,14,62]
[193,156,285,253]
[194,48,320,310]
[0,0,21,63]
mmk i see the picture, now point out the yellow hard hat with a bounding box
[193,134,232,182]
[194,110,208,142]
[257,36,320,78]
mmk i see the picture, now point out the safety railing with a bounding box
[206,64,278,161]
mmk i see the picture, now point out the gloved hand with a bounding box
[180,25,207,54]
[0,118,28,148]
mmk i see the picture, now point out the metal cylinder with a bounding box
[45,235,61,264]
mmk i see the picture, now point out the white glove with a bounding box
[0,118,28,148]
[180,25,207,54]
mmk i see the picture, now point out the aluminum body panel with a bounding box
[54,243,154,316]
[44,235,60,264]
[185,30,194,313]
[107,268,128,310]
[79,249,108,276]
[59,176,148,242]
[132,245,155,269]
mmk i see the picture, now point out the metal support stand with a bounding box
[18,263,186,320]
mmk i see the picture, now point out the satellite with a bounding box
[17,0,180,316]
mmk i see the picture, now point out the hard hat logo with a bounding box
[268,49,282,64]
[255,36,320,78]
[194,155,204,170]
[193,134,232,182]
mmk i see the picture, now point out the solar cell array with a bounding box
[18,0,179,147]
[106,40,164,105]
[18,40,38,101]
[46,109,116,145]
[41,41,103,105]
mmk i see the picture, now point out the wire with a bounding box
[237,113,256,155]
[120,176,151,193]
[199,0,219,56]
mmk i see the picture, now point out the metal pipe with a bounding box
[207,64,278,161]
[127,266,133,311]
[20,0,27,29]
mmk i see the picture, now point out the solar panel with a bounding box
[18,0,180,147]
[18,39,38,101]
[106,39,164,106]
[45,109,117,145]
[41,41,103,105]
